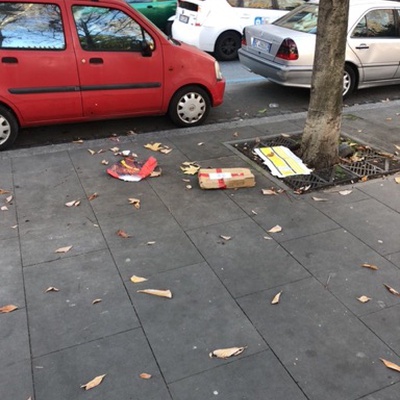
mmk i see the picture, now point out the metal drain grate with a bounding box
[283,174,328,190]
[341,161,384,177]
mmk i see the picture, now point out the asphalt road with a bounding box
[9,61,400,150]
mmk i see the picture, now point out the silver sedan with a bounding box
[238,0,400,97]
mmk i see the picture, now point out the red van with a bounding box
[0,0,225,150]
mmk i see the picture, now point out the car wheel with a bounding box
[165,21,172,36]
[214,31,241,61]
[168,86,210,127]
[0,105,18,151]
[343,65,356,98]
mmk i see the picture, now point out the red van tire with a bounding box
[0,106,18,151]
[168,86,211,127]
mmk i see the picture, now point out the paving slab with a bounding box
[361,382,400,400]
[24,250,139,357]
[187,217,309,298]
[282,228,400,316]
[318,198,400,256]
[33,329,171,400]
[238,277,400,400]
[127,262,267,383]
[359,178,400,213]
[0,360,33,400]
[169,350,307,400]
[0,237,25,306]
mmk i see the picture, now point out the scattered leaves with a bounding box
[384,284,400,296]
[88,193,98,201]
[92,298,102,305]
[380,358,400,373]
[139,373,152,379]
[271,291,282,305]
[55,245,73,254]
[339,190,352,196]
[0,304,18,313]
[361,263,379,271]
[209,346,246,359]
[80,374,106,390]
[357,295,371,303]
[144,142,172,154]
[137,289,172,299]
[128,198,141,209]
[180,161,200,175]
[45,287,59,293]
[268,225,282,233]
[65,200,80,207]
[130,275,148,283]
[116,229,131,238]
[220,235,231,241]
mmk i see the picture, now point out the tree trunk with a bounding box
[300,0,350,170]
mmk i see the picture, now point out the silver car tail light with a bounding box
[276,38,299,60]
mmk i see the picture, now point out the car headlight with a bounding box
[215,61,223,81]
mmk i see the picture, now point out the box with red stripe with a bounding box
[198,168,255,189]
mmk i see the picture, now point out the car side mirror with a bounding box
[141,40,152,57]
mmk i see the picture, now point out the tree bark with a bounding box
[300,0,350,170]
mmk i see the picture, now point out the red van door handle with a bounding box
[2,57,18,63]
[89,58,104,64]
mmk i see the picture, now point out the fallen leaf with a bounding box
[0,189,10,195]
[144,142,163,152]
[97,149,105,154]
[88,193,98,201]
[116,229,131,238]
[339,190,352,196]
[381,358,400,373]
[233,132,239,137]
[263,236,272,240]
[271,291,282,305]
[357,295,371,303]
[11,225,18,229]
[45,287,59,293]
[101,160,109,165]
[209,346,246,359]
[137,289,172,299]
[268,225,282,233]
[182,178,191,183]
[185,184,192,190]
[6,195,13,203]
[55,245,73,254]
[130,275,148,283]
[0,304,18,313]
[92,298,102,304]
[312,196,328,202]
[386,117,393,121]
[220,235,231,241]
[395,176,400,184]
[150,168,162,178]
[140,373,152,379]
[109,146,119,153]
[1,205,8,211]
[65,200,80,207]
[80,374,106,390]
[180,162,200,175]
[361,263,379,271]
[394,145,400,151]
[384,284,400,296]
[128,198,141,209]
[251,210,257,215]
[361,176,369,182]
[197,142,204,146]
[281,133,290,138]
[73,139,84,144]
[88,149,96,155]
[261,188,278,196]
[147,241,156,245]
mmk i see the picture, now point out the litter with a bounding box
[198,168,255,189]
[107,156,158,182]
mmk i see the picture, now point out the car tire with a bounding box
[165,21,172,36]
[168,86,210,127]
[214,31,241,61]
[343,65,356,98]
[0,105,18,151]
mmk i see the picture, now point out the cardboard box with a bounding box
[198,168,255,189]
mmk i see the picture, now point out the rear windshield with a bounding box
[274,3,318,33]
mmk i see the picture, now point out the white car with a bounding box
[171,0,306,61]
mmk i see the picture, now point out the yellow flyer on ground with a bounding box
[254,146,312,178]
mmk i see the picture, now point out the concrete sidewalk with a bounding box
[1,100,400,400]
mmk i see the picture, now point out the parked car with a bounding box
[238,0,400,97]
[171,0,307,61]
[0,0,225,150]
[127,0,176,33]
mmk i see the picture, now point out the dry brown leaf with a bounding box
[55,245,73,254]
[160,147,172,154]
[147,241,156,245]
[209,346,246,359]
[116,229,131,238]
[233,132,239,137]
[88,193,98,201]
[271,291,282,305]
[128,198,141,209]
[11,224,18,229]
[150,169,162,178]
[361,263,379,271]
[0,189,10,195]
[45,287,59,293]
[101,160,109,165]
[220,235,232,241]
[92,298,102,304]
[80,374,106,390]
[73,139,84,144]
[1,205,8,211]
[394,145,400,151]
[395,176,400,184]
[109,146,119,152]
[139,373,152,379]
[263,236,272,240]
[197,142,204,146]
[339,190,352,196]
[268,225,282,233]
[180,162,200,175]
[251,210,257,215]
[88,149,96,155]
[65,200,80,207]
[130,275,148,283]
[384,284,400,296]
[261,188,278,196]
[6,195,13,204]
[357,295,371,303]
[137,289,172,299]
[312,196,328,202]
[380,358,400,373]
[144,142,163,152]
[0,304,18,313]
[182,178,191,183]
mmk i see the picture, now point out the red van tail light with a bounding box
[276,38,298,60]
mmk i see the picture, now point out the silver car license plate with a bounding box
[251,37,271,52]
[179,14,189,24]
